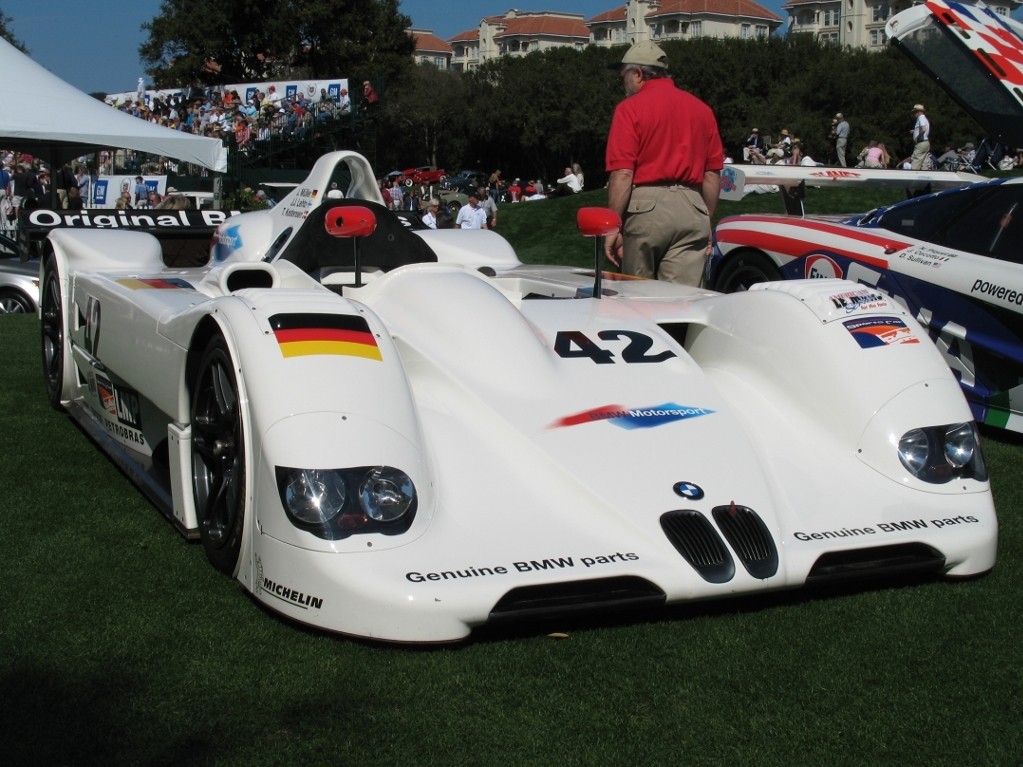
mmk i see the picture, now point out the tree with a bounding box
[140,0,413,88]
[0,7,27,52]
[288,0,414,84]
[378,64,467,170]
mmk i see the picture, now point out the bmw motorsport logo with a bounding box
[673,481,704,500]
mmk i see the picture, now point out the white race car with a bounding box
[41,151,996,642]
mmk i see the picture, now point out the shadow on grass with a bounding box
[0,662,219,767]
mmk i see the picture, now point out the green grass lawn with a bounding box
[501,182,908,267]
[2,186,1022,765]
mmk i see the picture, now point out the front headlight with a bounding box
[897,422,986,484]
[359,467,415,522]
[283,470,347,525]
[276,465,418,539]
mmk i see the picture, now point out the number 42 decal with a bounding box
[554,330,676,364]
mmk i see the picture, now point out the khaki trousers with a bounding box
[621,185,709,286]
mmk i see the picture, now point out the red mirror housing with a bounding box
[576,207,621,238]
[325,206,377,238]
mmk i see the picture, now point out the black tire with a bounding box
[447,200,461,217]
[40,255,66,410]
[190,335,246,575]
[0,288,33,314]
[404,177,414,187]
[713,251,783,293]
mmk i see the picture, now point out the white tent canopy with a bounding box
[0,38,227,173]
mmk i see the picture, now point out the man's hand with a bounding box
[605,232,623,268]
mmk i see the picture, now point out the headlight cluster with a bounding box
[897,422,987,484]
[275,466,417,539]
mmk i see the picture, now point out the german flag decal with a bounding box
[269,313,382,361]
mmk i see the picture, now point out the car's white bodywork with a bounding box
[41,151,997,642]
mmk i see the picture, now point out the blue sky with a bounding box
[2,0,795,93]
[8,0,984,95]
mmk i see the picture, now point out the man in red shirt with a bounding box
[605,41,724,286]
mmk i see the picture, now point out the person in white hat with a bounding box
[910,104,931,170]
[605,40,724,286]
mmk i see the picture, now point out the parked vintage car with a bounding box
[0,233,38,315]
[402,166,446,187]
[441,169,487,194]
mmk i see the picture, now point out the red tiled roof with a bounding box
[412,30,453,54]
[589,6,628,24]
[448,29,479,43]
[648,0,782,22]
[494,16,590,39]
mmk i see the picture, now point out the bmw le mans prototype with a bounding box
[41,150,996,642]
[712,0,1023,432]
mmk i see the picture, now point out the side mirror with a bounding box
[576,207,621,238]
[325,206,377,238]
[576,207,622,299]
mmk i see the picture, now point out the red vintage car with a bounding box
[402,166,447,187]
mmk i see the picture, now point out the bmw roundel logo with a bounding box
[673,481,704,500]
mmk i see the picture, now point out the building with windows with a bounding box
[782,0,1021,49]
[422,1,783,72]
[410,29,454,69]
[413,0,1023,70]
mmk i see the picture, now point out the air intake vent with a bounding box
[712,504,779,579]
[807,543,946,585]
[489,576,665,623]
[660,510,735,583]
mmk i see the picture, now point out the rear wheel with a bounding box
[40,255,66,409]
[190,335,246,575]
[713,251,782,293]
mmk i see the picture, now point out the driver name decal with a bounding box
[270,313,382,360]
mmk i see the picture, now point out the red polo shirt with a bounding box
[606,78,724,186]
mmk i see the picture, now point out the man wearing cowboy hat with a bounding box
[910,104,931,170]
[605,40,724,286]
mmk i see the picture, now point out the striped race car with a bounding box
[710,0,1023,432]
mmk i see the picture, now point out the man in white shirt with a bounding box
[422,198,440,229]
[455,194,488,229]
[556,167,583,195]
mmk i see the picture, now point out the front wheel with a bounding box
[712,251,783,293]
[190,335,246,575]
[40,255,66,409]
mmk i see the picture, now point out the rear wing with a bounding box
[886,0,1023,148]
[20,208,240,267]
[719,164,985,203]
